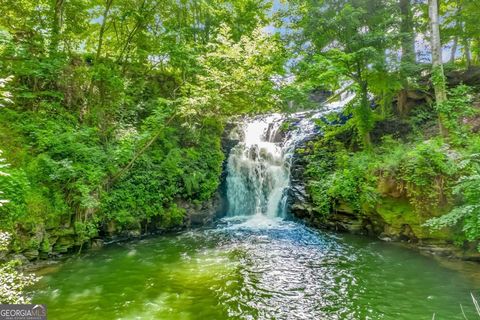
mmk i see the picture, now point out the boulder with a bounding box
[180,193,221,227]
[23,249,39,260]
[91,239,104,250]
[53,235,75,253]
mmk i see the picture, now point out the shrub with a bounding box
[396,140,459,213]
[425,153,480,249]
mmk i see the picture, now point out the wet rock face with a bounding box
[180,193,222,227]
[283,116,323,218]
[287,141,314,218]
[309,89,333,104]
[222,122,241,156]
[218,122,241,217]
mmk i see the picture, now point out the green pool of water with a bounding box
[33,217,480,319]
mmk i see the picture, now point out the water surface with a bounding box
[33,216,480,320]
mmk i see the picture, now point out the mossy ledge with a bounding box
[289,141,480,262]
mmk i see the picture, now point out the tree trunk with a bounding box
[400,0,415,67]
[429,0,446,102]
[476,37,480,65]
[49,0,65,55]
[399,0,415,114]
[95,0,114,61]
[81,0,113,121]
[359,80,372,148]
[464,38,472,68]
[450,36,458,62]
[428,0,448,136]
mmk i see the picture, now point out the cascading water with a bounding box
[225,114,290,218]
[225,89,355,218]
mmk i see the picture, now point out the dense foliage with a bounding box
[279,0,480,250]
[303,85,480,248]
[0,0,285,262]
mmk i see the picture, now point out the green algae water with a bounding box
[33,216,480,320]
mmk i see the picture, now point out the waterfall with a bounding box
[225,112,323,218]
[225,88,355,218]
[226,114,287,218]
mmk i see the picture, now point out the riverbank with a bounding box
[0,193,222,265]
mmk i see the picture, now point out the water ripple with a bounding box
[32,217,479,320]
